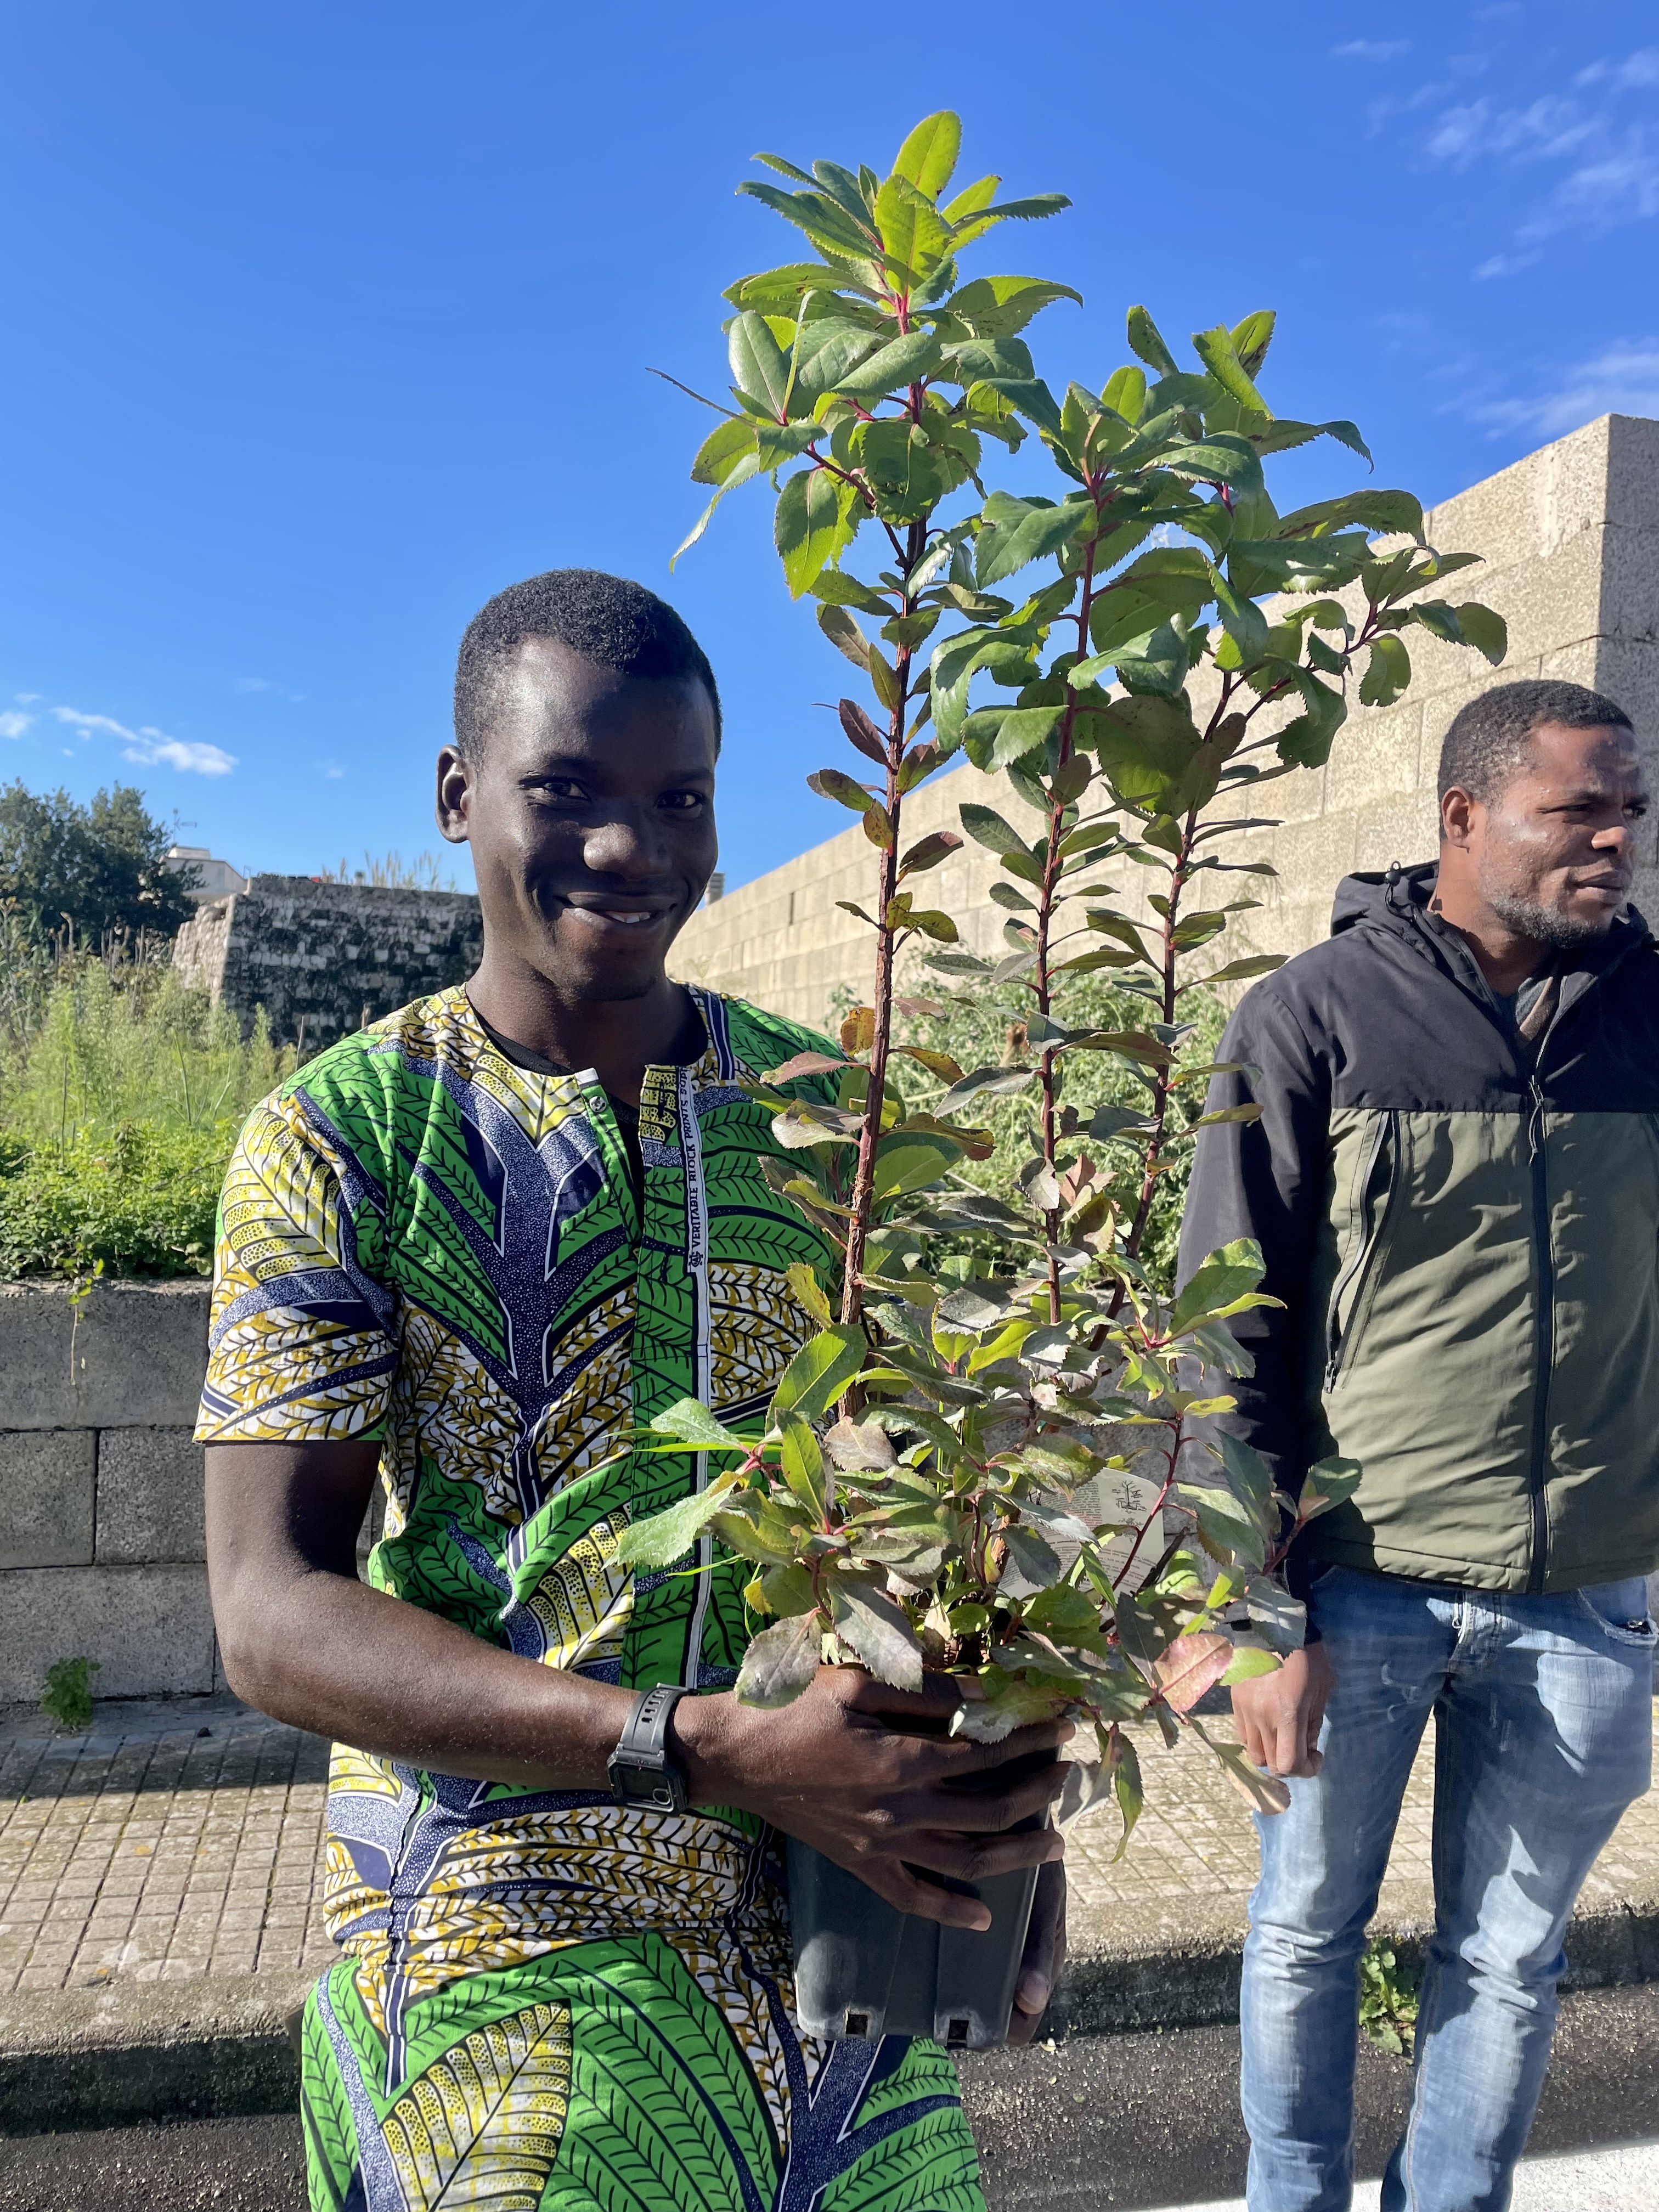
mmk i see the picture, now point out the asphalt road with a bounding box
[3,1983,1658,2211]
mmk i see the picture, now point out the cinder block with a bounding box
[0,1565,216,1701]
[0,1430,95,1568]
[1352,792,1442,877]
[95,1429,205,1564]
[0,1282,210,1432]
[1324,701,1424,817]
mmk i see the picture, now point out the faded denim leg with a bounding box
[1242,1566,1453,2212]
[1381,1579,1654,2212]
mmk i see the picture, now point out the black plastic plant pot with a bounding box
[787,1838,1040,2050]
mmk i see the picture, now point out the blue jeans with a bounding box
[1241,1565,1654,2212]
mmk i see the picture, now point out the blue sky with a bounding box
[4,2,1658,894]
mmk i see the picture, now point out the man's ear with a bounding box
[436,746,472,844]
[1440,785,1479,851]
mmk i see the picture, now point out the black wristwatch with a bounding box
[607,1684,690,1813]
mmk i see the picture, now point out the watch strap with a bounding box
[607,1684,690,1812]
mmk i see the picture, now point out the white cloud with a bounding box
[0,710,32,738]
[50,705,237,777]
[1332,40,1410,61]
[233,675,304,701]
[1426,95,1594,167]
[14,691,39,704]
[1464,341,1659,437]
[324,765,345,780]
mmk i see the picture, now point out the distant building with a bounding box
[165,844,250,900]
[173,874,483,1046]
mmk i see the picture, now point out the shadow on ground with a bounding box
[3,1984,1658,2211]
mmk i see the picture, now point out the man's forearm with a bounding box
[216,1554,640,1790]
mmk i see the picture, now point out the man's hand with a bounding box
[1232,1640,1334,1782]
[675,1669,1067,1931]
[1007,1860,1066,2044]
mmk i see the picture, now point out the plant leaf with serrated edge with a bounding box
[736,1610,823,1706]
[648,1399,747,1451]
[1193,1718,1291,1815]
[784,1261,833,1328]
[830,1577,924,1690]
[1153,1630,1235,1714]
[772,1324,866,1420]
[615,1474,742,1567]
[1169,1239,1267,1335]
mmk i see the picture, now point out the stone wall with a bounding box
[0,1283,218,1704]
[0,1282,384,1707]
[672,412,1659,1030]
[174,876,483,1047]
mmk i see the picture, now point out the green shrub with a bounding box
[0,952,294,1279]
[41,1656,100,1731]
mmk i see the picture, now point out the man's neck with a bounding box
[1428,873,1550,997]
[466,955,702,1105]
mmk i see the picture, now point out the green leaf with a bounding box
[1217,1432,1275,1516]
[1101,364,1147,422]
[615,1476,740,1568]
[832,330,944,399]
[875,173,952,285]
[830,1576,924,1690]
[775,470,858,598]
[873,1131,962,1198]
[1299,1455,1363,1521]
[1221,1644,1280,1686]
[1231,309,1276,377]
[975,492,1088,587]
[946,275,1083,338]
[1161,435,1265,496]
[735,1610,823,1706]
[778,1412,827,1521]
[1186,955,1286,989]
[649,1398,747,1451]
[737,179,880,267]
[1278,489,1424,541]
[891,111,962,201]
[1111,1730,1144,1858]
[806,765,879,816]
[1125,305,1179,377]
[729,311,791,416]
[1359,633,1412,708]
[785,1260,833,1328]
[967,375,1064,438]
[1170,1239,1267,1335]
[772,1324,866,1420]
[957,802,1031,860]
[1192,325,1269,415]
[817,603,870,670]
[1180,1481,1267,1570]
[691,417,759,488]
[1449,600,1508,665]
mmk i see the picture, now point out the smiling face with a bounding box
[1442,718,1650,950]
[436,637,719,1004]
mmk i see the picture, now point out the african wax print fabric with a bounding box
[196,984,985,2212]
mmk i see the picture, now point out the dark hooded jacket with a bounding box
[1177,861,1659,1593]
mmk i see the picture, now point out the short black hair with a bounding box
[1437,679,1632,808]
[453,568,721,760]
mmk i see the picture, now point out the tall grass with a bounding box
[0,933,294,1279]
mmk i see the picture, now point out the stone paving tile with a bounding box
[0,1693,334,1995]
[3,1692,1657,1995]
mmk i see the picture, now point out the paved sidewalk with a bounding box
[2,1692,1657,2127]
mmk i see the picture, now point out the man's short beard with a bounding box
[1485,884,1618,950]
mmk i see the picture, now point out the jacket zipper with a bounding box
[1525,1075,1554,1593]
[1324,1109,1398,1389]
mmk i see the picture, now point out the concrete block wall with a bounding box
[0,1280,386,1707]
[0,1282,217,1704]
[672,413,1659,1029]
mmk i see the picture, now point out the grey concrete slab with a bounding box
[0,1284,209,1435]
[94,1430,205,1565]
[0,1567,216,1703]
[0,1432,94,1570]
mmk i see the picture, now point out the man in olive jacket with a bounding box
[1180,679,1658,2212]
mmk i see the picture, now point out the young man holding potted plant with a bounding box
[200,568,1066,2212]
[1182,679,1659,2212]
